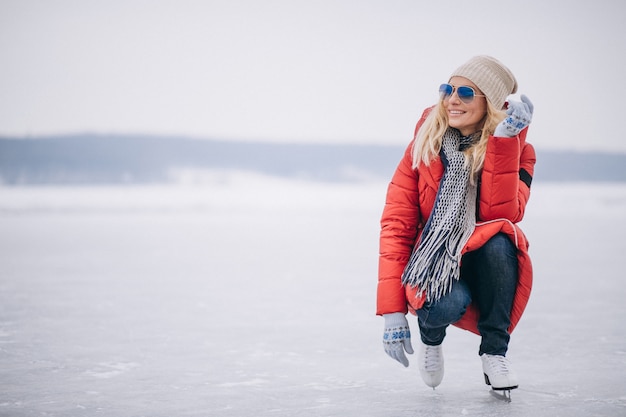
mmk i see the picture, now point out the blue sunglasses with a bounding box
[439,83,486,104]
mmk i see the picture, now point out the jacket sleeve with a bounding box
[478,127,536,223]
[376,142,421,315]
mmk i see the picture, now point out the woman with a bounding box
[377,55,535,392]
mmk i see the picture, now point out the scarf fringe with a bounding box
[401,221,475,302]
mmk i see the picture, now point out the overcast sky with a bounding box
[1,0,625,151]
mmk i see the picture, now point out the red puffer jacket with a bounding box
[376,108,536,335]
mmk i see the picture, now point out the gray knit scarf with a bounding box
[401,128,478,302]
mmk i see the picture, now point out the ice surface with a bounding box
[1,175,625,416]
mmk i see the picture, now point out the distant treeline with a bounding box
[0,134,625,185]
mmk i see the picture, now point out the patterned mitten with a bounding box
[494,94,534,137]
[383,313,414,367]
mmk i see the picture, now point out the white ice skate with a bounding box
[481,353,519,392]
[418,343,444,389]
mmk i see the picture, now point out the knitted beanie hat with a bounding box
[449,55,517,110]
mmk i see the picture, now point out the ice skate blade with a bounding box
[489,389,512,402]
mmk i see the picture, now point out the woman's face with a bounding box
[444,76,488,136]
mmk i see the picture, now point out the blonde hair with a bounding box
[411,100,506,184]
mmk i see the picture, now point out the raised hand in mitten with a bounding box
[494,94,534,137]
[383,312,414,367]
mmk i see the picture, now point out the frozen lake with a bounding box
[1,174,625,416]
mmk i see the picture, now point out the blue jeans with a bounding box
[415,233,518,356]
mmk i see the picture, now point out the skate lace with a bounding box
[486,355,510,375]
[423,346,442,371]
